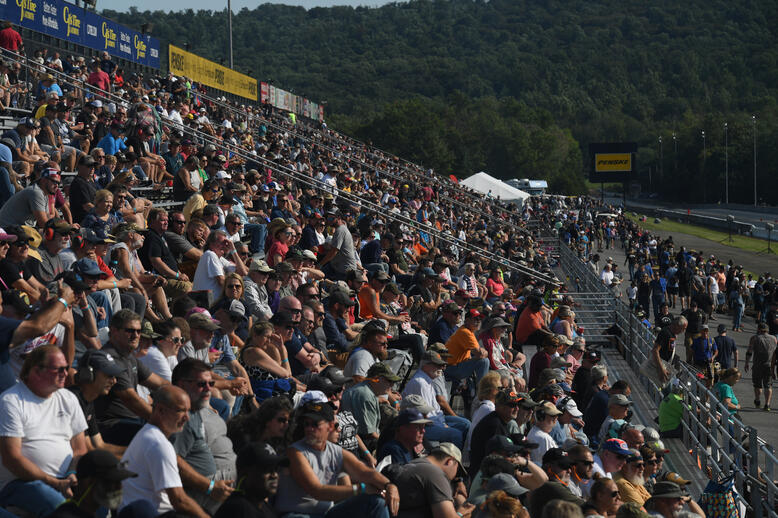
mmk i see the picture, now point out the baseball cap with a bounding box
[236,442,289,471]
[227,299,247,320]
[0,228,18,242]
[440,300,461,313]
[542,447,574,468]
[77,449,137,482]
[367,362,401,382]
[39,167,61,181]
[320,365,351,386]
[396,409,433,427]
[299,401,335,422]
[485,435,525,456]
[550,356,572,369]
[662,472,691,486]
[430,442,464,470]
[1,289,32,315]
[557,397,583,417]
[601,438,632,456]
[717,324,727,333]
[538,401,563,416]
[73,258,103,277]
[495,389,521,406]
[214,170,231,180]
[298,390,329,406]
[270,310,296,327]
[616,502,653,518]
[44,218,74,235]
[249,259,274,273]
[400,394,434,415]
[647,439,670,454]
[454,289,471,299]
[78,155,97,167]
[329,290,356,307]
[486,473,529,498]
[516,392,540,409]
[465,308,484,319]
[79,349,125,378]
[274,262,295,273]
[422,350,447,366]
[609,394,634,407]
[187,312,221,331]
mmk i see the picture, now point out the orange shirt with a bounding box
[445,327,479,365]
[515,308,545,344]
[358,285,379,320]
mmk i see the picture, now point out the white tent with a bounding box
[460,172,531,204]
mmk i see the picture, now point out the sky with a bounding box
[100,0,398,12]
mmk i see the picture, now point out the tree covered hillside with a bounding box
[106,0,778,201]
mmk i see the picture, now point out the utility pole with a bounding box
[724,122,729,205]
[227,0,234,69]
[701,130,706,203]
[753,115,757,207]
[658,135,663,186]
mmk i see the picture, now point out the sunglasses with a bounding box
[123,328,142,335]
[645,459,658,465]
[610,491,621,499]
[44,366,68,375]
[171,220,186,224]
[576,460,595,466]
[276,417,289,424]
[167,336,184,344]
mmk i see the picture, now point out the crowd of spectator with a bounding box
[0,26,721,518]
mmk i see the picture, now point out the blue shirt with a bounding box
[428,317,457,345]
[323,313,350,352]
[96,134,127,155]
[377,439,414,465]
[209,332,237,376]
[714,335,738,369]
[691,336,717,363]
[285,328,307,376]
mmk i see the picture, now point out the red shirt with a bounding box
[0,28,22,51]
[87,69,111,92]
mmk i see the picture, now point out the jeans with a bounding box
[0,479,64,517]
[652,296,665,320]
[424,415,471,449]
[282,493,389,518]
[733,302,745,329]
[90,291,114,328]
[211,397,231,421]
[444,358,489,385]
[244,223,267,255]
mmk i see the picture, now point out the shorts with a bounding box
[752,365,773,389]
[668,287,679,295]
[679,285,690,297]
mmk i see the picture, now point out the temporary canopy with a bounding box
[460,172,531,204]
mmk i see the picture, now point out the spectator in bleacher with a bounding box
[140,208,193,297]
[86,60,110,94]
[183,179,221,223]
[343,320,390,382]
[613,449,651,506]
[119,385,209,518]
[527,401,563,464]
[212,441,284,518]
[0,22,23,54]
[192,230,248,301]
[584,477,622,518]
[429,300,461,346]
[528,334,561,389]
[469,389,529,474]
[69,154,98,224]
[323,289,357,352]
[94,309,170,446]
[376,408,431,465]
[171,359,235,513]
[514,294,553,348]
[405,350,471,448]
[0,345,87,517]
[96,121,128,156]
[27,217,70,283]
[0,226,48,302]
[319,207,358,281]
[644,481,706,518]
[598,394,634,444]
[0,164,59,229]
[173,155,201,202]
[341,362,399,450]
[444,308,490,385]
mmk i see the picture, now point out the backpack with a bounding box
[698,475,742,518]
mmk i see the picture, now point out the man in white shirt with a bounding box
[119,385,209,518]
[192,230,248,301]
[526,401,562,464]
[402,351,470,449]
[0,345,88,517]
[601,263,615,287]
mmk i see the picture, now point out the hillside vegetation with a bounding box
[106,0,778,201]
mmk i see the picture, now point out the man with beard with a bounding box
[344,323,390,382]
[214,442,286,518]
[172,359,236,513]
[542,448,578,496]
[275,400,399,517]
[613,449,651,506]
[119,386,208,517]
[341,362,401,450]
[68,349,124,454]
[46,449,138,518]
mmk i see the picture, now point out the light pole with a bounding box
[672,132,677,173]
[724,122,728,204]
[767,223,774,254]
[658,136,663,185]
[753,115,757,207]
[227,0,234,69]
[701,130,706,202]
[726,214,734,242]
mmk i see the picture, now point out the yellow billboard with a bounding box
[594,153,632,172]
[168,45,257,101]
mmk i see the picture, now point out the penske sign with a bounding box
[595,153,632,172]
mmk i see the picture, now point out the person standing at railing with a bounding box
[743,322,777,412]
[0,23,23,55]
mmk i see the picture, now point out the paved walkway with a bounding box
[592,231,778,449]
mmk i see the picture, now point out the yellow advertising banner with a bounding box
[168,45,257,101]
[594,153,632,172]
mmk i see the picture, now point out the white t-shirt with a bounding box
[192,250,236,300]
[0,384,87,491]
[139,346,173,381]
[120,423,182,514]
[343,348,375,379]
[526,425,558,465]
[9,324,66,377]
[465,399,495,456]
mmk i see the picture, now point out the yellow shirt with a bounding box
[613,472,652,506]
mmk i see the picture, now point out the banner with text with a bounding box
[168,44,257,101]
[0,0,160,68]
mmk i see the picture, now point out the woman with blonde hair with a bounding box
[552,305,577,341]
[81,188,122,234]
[464,371,504,456]
[211,272,252,347]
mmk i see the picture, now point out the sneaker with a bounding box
[764,406,771,412]
[755,399,761,408]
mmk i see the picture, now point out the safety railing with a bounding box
[554,235,778,518]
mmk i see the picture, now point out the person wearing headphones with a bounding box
[28,217,72,284]
[68,349,125,455]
